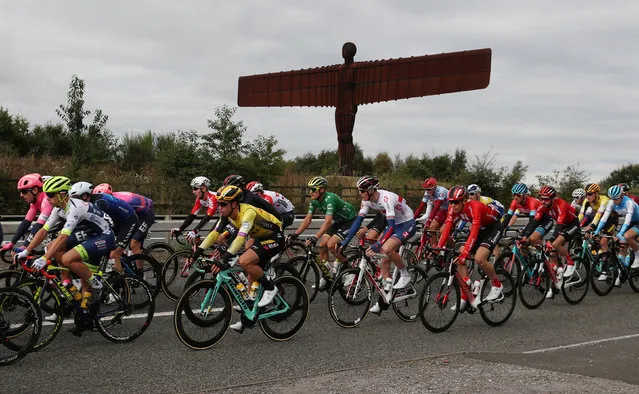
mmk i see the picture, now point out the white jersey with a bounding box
[358,189,413,225]
[261,190,295,214]
[43,199,112,237]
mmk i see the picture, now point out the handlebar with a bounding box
[19,257,56,279]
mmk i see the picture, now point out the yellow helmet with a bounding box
[585,183,600,194]
[43,176,71,194]
[216,185,243,203]
[307,176,328,188]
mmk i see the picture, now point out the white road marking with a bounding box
[522,333,639,354]
[41,309,224,326]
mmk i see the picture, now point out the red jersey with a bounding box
[190,190,218,216]
[533,198,576,225]
[438,200,500,255]
[507,195,541,216]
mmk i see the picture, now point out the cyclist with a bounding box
[595,185,639,269]
[289,176,358,284]
[618,183,639,205]
[571,188,586,215]
[414,177,449,246]
[16,176,114,308]
[170,176,218,242]
[92,183,154,256]
[1,173,53,253]
[246,181,296,228]
[502,183,550,244]
[522,186,580,297]
[191,185,284,332]
[436,186,504,310]
[339,175,416,314]
[69,182,139,273]
[222,175,282,221]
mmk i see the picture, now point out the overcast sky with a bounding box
[1,1,638,185]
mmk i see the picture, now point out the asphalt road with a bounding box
[3,278,639,393]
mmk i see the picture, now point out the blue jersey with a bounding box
[595,196,639,237]
[94,194,136,224]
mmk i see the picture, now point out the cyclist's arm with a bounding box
[192,214,214,232]
[594,201,613,235]
[342,205,368,245]
[292,213,313,236]
[522,210,543,237]
[23,209,60,254]
[436,211,454,248]
[43,233,69,260]
[226,210,258,255]
[413,200,426,218]
[315,214,334,239]
[10,219,32,245]
[616,200,636,238]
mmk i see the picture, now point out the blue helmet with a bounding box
[608,185,623,200]
[511,183,529,195]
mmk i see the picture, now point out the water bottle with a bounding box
[623,255,631,267]
[248,281,260,301]
[66,283,82,301]
[236,282,249,300]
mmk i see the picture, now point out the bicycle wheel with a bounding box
[259,275,309,341]
[15,280,63,351]
[628,266,639,293]
[590,252,615,296]
[160,250,195,301]
[143,242,175,267]
[561,257,589,304]
[1,250,12,265]
[174,279,232,350]
[392,266,428,322]
[418,272,460,333]
[96,275,155,343]
[0,288,42,366]
[493,252,521,286]
[0,269,23,288]
[518,259,550,309]
[286,256,320,303]
[401,248,418,267]
[327,268,372,328]
[479,269,517,326]
[278,241,307,264]
[122,253,161,298]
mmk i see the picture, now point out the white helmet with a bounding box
[190,176,211,189]
[69,181,93,198]
[572,188,586,199]
[467,184,481,194]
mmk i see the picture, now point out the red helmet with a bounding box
[539,185,557,199]
[423,177,437,190]
[447,186,467,201]
[93,183,113,195]
[246,181,263,192]
[17,173,43,190]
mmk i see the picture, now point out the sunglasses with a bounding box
[468,192,477,196]
[309,187,321,193]
[586,192,596,196]
[19,188,31,195]
[450,200,463,205]
[540,197,552,201]
[45,192,57,198]
[192,187,200,191]
[218,202,230,207]
[513,193,523,198]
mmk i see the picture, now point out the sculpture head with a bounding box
[342,42,356,64]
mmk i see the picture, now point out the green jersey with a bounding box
[307,192,357,223]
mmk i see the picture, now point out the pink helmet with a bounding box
[17,173,43,190]
[93,183,113,195]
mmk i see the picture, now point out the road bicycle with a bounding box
[590,235,639,295]
[0,287,42,366]
[174,256,309,350]
[418,247,516,333]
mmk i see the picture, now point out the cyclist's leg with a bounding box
[62,233,114,292]
[130,210,154,267]
[624,227,639,268]
[112,216,138,272]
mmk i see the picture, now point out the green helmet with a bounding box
[43,176,72,194]
[307,176,328,188]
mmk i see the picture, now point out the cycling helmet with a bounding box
[356,175,379,192]
[69,181,93,198]
[422,177,437,190]
[511,183,529,195]
[584,183,600,194]
[223,174,245,188]
[246,181,263,193]
[43,176,72,194]
[307,176,328,188]
[467,184,481,194]
[17,173,43,190]
[618,183,630,193]
[190,176,211,189]
[92,183,113,195]
[571,188,586,199]
[608,185,623,200]
[539,185,557,199]
[447,186,467,201]
[217,185,243,203]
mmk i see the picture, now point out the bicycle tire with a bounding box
[493,252,521,286]
[518,258,550,310]
[628,266,639,293]
[327,268,372,328]
[278,241,307,264]
[15,280,63,351]
[0,287,42,366]
[479,269,517,326]
[401,248,418,268]
[392,265,428,322]
[1,250,12,265]
[0,269,23,288]
[160,250,195,301]
[96,275,155,343]
[286,256,320,303]
[122,253,161,299]
[259,275,309,341]
[561,257,589,304]
[590,252,615,296]
[418,271,460,333]
[174,279,232,350]
[143,242,175,267]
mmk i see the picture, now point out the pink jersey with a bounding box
[24,192,53,225]
[112,192,153,213]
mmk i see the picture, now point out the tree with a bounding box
[372,152,393,174]
[462,151,505,198]
[155,130,204,182]
[56,75,115,172]
[601,163,639,190]
[202,105,245,167]
[0,107,31,156]
[536,164,589,198]
[118,130,156,171]
[499,160,528,201]
[241,134,286,184]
